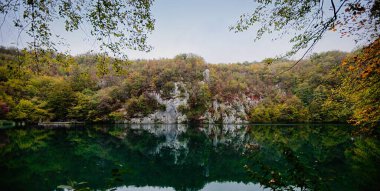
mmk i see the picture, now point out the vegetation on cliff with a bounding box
[0,40,379,133]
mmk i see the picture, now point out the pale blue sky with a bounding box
[0,0,357,63]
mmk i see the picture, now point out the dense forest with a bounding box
[0,39,379,133]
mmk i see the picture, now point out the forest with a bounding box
[0,38,378,134]
[0,1,379,190]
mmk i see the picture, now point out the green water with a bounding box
[0,124,379,191]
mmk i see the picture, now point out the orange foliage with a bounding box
[341,38,380,132]
[342,38,380,79]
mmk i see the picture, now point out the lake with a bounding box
[0,124,379,191]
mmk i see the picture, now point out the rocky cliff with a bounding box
[123,70,261,124]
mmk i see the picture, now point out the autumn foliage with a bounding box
[341,38,380,133]
[0,44,378,133]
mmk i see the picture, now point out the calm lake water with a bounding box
[0,124,379,191]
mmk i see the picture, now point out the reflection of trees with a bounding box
[97,124,255,191]
[0,124,379,191]
[0,128,53,156]
[200,124,258,151]
[345,138,380,190]
[243,124,380,191]
[0,124,252,191]
[103,124,258,165]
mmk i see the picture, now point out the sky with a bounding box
[0,0,358,63]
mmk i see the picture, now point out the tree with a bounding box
[0,0,155,55]
[182,82,211,122]
[26,76,76,120]
[0,100,9,118]
[68,90,97,121]
[231,0,380,70]
[340,38,380,133]
[249,94,309,123]
[124,93,164,118]
[7,99,51,122]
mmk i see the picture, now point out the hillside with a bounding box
[0,48,358,124]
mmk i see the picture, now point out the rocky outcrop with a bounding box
[125,82,189,123]
[202,95,260,124]
[124,70,262,124]
[203,69,210,83]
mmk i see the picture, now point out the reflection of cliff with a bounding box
[129,124,187,136]
[200,124,259,152]
[111,124,257,190]
[1,124,378,191]
[126,124,259,164]
[0,125,254,191]
[111,181,267,191]
[130,124,189,164]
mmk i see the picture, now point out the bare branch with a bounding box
[331,0,337,20]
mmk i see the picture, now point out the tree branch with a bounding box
[331,0,337,20]
[277,0,347,75]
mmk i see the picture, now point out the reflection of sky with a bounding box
[0,0,357,63]
[110,186,175,191]
[109,181,269,191]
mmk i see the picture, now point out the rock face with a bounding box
[202,96,259,124]
[124,70,261,124]
[126,82,189,123]
[203,69,210,83]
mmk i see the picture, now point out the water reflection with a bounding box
[130,124,189,164]
[0,124,378,191]
[111,181,269,191]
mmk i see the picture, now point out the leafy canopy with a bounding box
[231,0,380,64]
[0,0,155,56]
